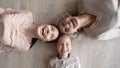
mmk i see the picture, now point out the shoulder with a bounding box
[49,56,58,65]
[69,54,80,63]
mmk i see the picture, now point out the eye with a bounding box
[51,26,54,31]
[66,44,69,46]
[62,22,65,26]
[66,42,69,46]
[65,28,69,32]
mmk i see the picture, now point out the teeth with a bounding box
[61,49,68,52]
[42,26,48,37]
[42,28,44,36]
[42,27,46,36]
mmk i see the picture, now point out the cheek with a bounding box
[70,28,77,33]
[46,36,51,41]
[69,47,72,51]
[59,25,64,30]
[67,45,71,49]
[59,23,65,30]
[54,31,58,39]
[60,28,65,33]
[57,46,62,52]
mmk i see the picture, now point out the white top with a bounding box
[0,10,34,53]
[48,54,81,68]
[78,0,120,40]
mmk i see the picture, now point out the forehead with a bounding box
[58,36,71,43]
[63,17,71,22]
[40,24,53,27]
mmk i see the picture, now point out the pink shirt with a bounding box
[0,10,34,53]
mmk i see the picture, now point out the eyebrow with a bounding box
[51,26,54,31]
[50,33,54,39]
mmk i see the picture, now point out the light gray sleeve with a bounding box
[74,61,81,68]
[96,27,120,40]
[74,56,81,68]
[48,58,54,68]
[48,62,52,68]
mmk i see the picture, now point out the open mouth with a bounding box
[42,27,45,36]
[61,49,69,53]
[41,26,48,37]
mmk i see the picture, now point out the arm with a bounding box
[0,8,5,15]
[0,43,15,53]
[0,8,22,15]
[48,58,54,68]
[48,62,53,68]
[74,61,81,68]
[74,56,81,68]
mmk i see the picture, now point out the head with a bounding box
[56,35,72,56]
[59,15,80,34]
[59,13,96,34]
[37,24,59,42]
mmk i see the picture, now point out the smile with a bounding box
[41,26,48,37]
[61,49,69,53]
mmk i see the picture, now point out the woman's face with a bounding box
[37,24,59,42]
[59,16,80,34]
[57,35,71,55]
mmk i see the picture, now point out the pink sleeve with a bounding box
[0,8,23,15]
[0,8,5,15]
[0,42,18,53]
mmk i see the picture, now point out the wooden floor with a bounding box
[0,0,120,68]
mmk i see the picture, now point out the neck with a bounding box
[59,53,69,59]
[77,14,96,28]
[27,24,39,38]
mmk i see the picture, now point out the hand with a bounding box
[0,8,6,15]
[6,8,17,14]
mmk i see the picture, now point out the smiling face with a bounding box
[37,24,59,42]
[59,16,80,34]
[56,35,72,55]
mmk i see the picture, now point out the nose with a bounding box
[62,43,67,48]
[66,24,69,28]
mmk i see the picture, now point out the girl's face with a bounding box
[57,35,72,55]
[37,24,59,42]
[59,16,80,34]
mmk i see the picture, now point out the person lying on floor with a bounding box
[58,0,120,40]
[0,8,59,53]
[49,35,81,68]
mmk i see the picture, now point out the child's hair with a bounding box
[55,34,72,46]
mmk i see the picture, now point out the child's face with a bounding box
[37,24,59,42]
[57,35,72,55]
